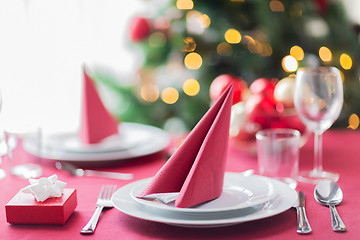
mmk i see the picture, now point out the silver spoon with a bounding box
[314,180,347,232]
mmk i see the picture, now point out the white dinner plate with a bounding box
[42,124,144,153]
[112,172,297,227]
[130,173,277,213]
[25,123,170,162]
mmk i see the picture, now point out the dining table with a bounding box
[0,129,359,240]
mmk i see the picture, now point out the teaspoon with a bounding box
[314,180,347,232]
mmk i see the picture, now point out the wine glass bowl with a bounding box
[0,89,5,180]
[294,66,343,183]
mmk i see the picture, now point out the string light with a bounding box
[161,87,179,104]
[184,52,203,69]
[340,53,352,70]
[183,78,200,96]
[319,47,332,62]
[269,0,285,12]
[282,55,298,72]
[290,46,304,60]
[224,29,241,44]
[348,113,359,129]
[183,37,196,52]
[199,14,211,28]
[140,84,159,103]
[176,0,193,10]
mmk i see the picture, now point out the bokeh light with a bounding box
[260,42,273,56]
[282,55,298,72]
[340,53,352,70]
[184,52,203,69]
[161,87,179,104]
[176,0,193,10]
[348,113,359,129]
[199,14,211,28]
[148,32,166,48]
[183,37,196,52]
[248,40,263,54]
[224,29,241,44]
[319,46,332,62]
[269,0,285,12]
[290,45,304,60]
[217,42,233,56]
[183,78,200,96]
[140,84,159,103]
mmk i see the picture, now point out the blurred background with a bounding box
[0,0,359,136]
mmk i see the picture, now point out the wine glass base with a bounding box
[0,169,5,180]
[298,169,339,184]
[11,164,42,179]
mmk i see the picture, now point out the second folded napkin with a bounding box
[80,68,119,144]
[138,84,234,208]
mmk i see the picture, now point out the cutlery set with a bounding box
[294,180,347,235]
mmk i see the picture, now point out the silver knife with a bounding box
[293,191,312,234]
[55,162,133,180]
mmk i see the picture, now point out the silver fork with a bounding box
[80,185,117,234]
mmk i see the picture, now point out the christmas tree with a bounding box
[94,0,360,132]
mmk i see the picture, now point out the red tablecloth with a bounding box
[1,130,359,240]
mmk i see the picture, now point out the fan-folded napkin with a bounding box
[138,84,234,208]
[80,68,119,144]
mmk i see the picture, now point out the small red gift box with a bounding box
[5,188,77,225]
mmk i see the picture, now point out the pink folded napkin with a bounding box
[138,84,234,208]
[80,68,119,144]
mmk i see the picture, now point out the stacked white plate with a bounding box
[111,172,297,227]
[25,123,170,162]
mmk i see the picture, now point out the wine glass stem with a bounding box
[314,132,323,175]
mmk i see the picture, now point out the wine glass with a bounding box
[0,89,5,180]
[294,66,343,184]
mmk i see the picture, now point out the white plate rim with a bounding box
[129,174,278,213]
[25,122,170,162]
[111,172,297,227]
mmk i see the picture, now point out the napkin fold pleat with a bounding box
[80,68,119,144]
[138,83,233,208]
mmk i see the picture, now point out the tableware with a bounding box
[256,128,300,189]
[111,172,298,227]
[55,162,133,180]
[314,180,347,232]
[25,122,170,162]
[5,126,42,179]
[293,191,312,234]
[294,67,343,183]
[0,90,4,180]
[81,185,117,234]
[130,173,277,214]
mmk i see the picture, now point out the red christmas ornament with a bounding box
[249,78,278,104]
[315,0,328,14]
[245,94,276,128]
[210,74,247,105]
[130,17,151,42]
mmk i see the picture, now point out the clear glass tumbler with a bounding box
[256,128,300,189]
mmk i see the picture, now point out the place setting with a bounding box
[110,84,298,228]
[23,68,170,163]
